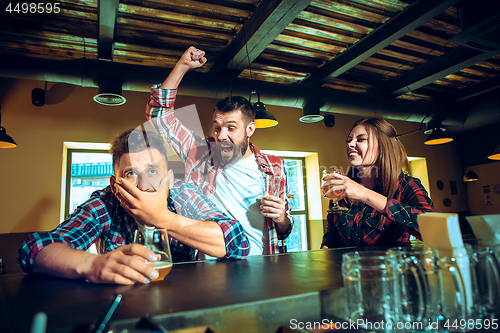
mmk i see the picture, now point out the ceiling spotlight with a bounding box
[463,170,479,182]
[424,126,453,145]
[299,103,324,123]
[93,79,126,106]
[250,89,278,128]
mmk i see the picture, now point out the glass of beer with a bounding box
[133,227,173,282]
[261,173,280,214]
[322,168,348,212]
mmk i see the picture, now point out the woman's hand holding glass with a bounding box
[323,171,376,204]
[322,169,349,212]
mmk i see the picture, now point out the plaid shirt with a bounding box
[321,173,436,248]
[146,85,293,254]
[18,180,249,273]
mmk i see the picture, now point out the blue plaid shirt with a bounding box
[18,180,249,273]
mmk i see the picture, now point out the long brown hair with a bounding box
[347,118,408,198]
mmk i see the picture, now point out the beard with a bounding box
[214,137,249,166]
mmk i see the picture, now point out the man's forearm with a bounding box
[164,215,227,258]
[32,243,93,280]
[159,64,189,89]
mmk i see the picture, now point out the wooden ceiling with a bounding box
[1,0,500,115]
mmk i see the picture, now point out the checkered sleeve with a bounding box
[173,182,249,259]
[384,175,436,234]
[146,85,204,163]
[17,197,107,273]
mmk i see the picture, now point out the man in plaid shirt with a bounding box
[18,127,249,285]
[146,46,293,256]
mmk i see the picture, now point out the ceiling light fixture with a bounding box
[241,23,277,129]
[250,89,278,128]
[0,107,17,148]
[299,103,324,123]
[93,78,126,106]
[487,144,500,160]
[424,125,453,145]
[463,169,479,182]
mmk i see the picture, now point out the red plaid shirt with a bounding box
[146,86,293,254]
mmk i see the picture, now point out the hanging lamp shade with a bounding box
[93,79,126,106]
[250,89,278,128]
[254,101,278,128]
[424,127,453,145]
[463,170,479,182]
[0,126,16,148]
[0,108,16,148]
[487,144,500,160]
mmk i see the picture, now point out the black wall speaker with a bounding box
[324,114,335,128]
[32,88,45,106]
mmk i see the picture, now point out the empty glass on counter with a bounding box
[387,246,470,331]
[342,247,500,332]
[342,251,425,332]
[133,227,173,281]
[467,245,500,315]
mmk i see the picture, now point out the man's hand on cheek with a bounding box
[114,177,171,227]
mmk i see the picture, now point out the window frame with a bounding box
[283,157,309,252]
[64,148,113,219]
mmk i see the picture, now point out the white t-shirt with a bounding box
[210,154,269,256]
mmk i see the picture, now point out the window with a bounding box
[283,158,308,252]
[62,143,112,255]
[64,149,113,218]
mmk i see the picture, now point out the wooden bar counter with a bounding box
[0,249,354,333]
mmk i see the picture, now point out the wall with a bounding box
[465,162,500,215]
[461,122,500,216]
[0,77,478,237]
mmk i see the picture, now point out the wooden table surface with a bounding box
[0,248,355,333]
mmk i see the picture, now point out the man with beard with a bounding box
[146,47,293,256]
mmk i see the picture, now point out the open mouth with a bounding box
[348,151,359,158]
[220,143,234,155]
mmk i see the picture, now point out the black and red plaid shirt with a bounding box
[321,173,436,248]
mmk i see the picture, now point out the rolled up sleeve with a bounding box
[383,176,436,238]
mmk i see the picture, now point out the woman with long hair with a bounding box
[321,117,435,248]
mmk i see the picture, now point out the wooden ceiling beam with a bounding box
[98,0,120,60]
[442,74,500,102]
[374,46,500,96]
[300,0,461,85]
[210,0,312,75]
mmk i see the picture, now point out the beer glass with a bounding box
[322,169,348,212]
[133,227,173,282]
[468,245,500,314]
[261,173,280,215]
[388,246,466,331]
[342,251,403,331]
[343,250,428,332]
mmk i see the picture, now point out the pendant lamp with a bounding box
[0,107,17,148]
[424,126,453,145]
[250,90,278,128]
